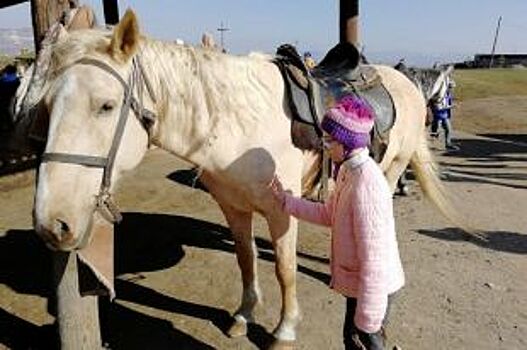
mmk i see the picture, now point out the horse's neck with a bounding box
[140,40,280,171]
[140,41,220,166]
[422,70,444,101]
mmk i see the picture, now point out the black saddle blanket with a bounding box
[274,44,395,151]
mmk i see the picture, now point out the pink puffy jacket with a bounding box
[283,149,405,333]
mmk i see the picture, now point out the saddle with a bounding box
[274,43,395,155]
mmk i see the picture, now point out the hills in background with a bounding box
[0,28,33,55]
[307,49,473,68]
[0,27,478,67]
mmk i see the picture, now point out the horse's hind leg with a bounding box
[266,211,300,346]
[217,201,261,337]
[384,155,413,194]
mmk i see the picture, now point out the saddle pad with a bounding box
[314,65,394,140]
[275,56,396,151]
[358,84,395,139]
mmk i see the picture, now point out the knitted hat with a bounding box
[321,95,375,150]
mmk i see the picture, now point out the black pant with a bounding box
[431,117,453,147]
[343,295,394,350]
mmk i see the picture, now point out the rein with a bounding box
[41,56,157,223]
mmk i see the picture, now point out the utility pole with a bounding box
[340,0,359,45]
[103,0,119,25]
[489,16,502,68]
[217,21,230,52]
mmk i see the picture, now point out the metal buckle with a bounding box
[95,189,123,223]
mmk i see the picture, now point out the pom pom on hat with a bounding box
[321,95,375,150]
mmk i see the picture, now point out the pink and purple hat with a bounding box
[321,95,375,150]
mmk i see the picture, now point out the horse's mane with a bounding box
[22,25,276,129]
[48,25,275,86]
[48,29,113,78]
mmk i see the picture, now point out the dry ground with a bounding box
[1,71,526,349]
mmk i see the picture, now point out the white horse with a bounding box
[30,10,464,348]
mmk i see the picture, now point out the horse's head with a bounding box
[34,10,151,251]
[429,65,454,106]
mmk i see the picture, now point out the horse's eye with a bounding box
[99,101,116,114]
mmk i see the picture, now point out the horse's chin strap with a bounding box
[41,55,158,224]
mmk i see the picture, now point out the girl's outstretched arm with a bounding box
[271,176,334,227]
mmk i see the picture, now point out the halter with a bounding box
[41,56,157,223]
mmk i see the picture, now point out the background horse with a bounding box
[28,10,463,348]
[393,60,455,194]
[394,59,454,109]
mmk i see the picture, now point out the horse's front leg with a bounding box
[266,211,300,348]
[216,201,261,337]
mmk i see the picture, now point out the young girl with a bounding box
[271,95,405,350]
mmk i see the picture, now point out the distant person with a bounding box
[394,58,406,71]
[431,79,459,151]
[303,52,316,70]
[60,0,96,31]
[271,95,405,350]
[0,64,19,84]
[200,32,216,50]
[0,64,20,131]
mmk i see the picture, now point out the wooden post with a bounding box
[53,252,101,350]
[103,0,119,25]
[30,0,69,52]
[340,0,359,45]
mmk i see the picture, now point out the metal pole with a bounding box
[217,21,229,52]
[339,0,359,44]
[489,16,502,68]
[103,0,119,25]
[53,252,101,350]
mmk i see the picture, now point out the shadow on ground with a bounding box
[167,168,208,192]
[444,136,527,162]
[478,133,527,145]
[1,212,328,349]
[436,135,527,189]
[417,227,527,255]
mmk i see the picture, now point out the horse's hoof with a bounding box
[268,339,295,350]
[227,318,247,338]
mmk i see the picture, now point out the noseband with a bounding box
[41,56,157,223]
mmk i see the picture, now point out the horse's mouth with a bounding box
[37,229,79,252]
[35,215,94,252]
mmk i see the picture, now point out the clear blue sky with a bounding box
[1,0,526,66]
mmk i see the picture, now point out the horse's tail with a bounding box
[410,132,486,240]
[301,150,323,199]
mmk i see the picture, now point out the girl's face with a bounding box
[323,134,345,163]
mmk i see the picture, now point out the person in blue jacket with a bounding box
[0,64,20,131]
[431,80,459,151]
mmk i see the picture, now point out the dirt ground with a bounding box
[1,95,526,349]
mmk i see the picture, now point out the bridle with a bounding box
[40,56,157,223]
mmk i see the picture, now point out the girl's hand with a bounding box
[270,175,287,209]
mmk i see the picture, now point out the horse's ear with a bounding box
[109,9,140,62]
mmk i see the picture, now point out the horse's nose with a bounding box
[50,218,74,243]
